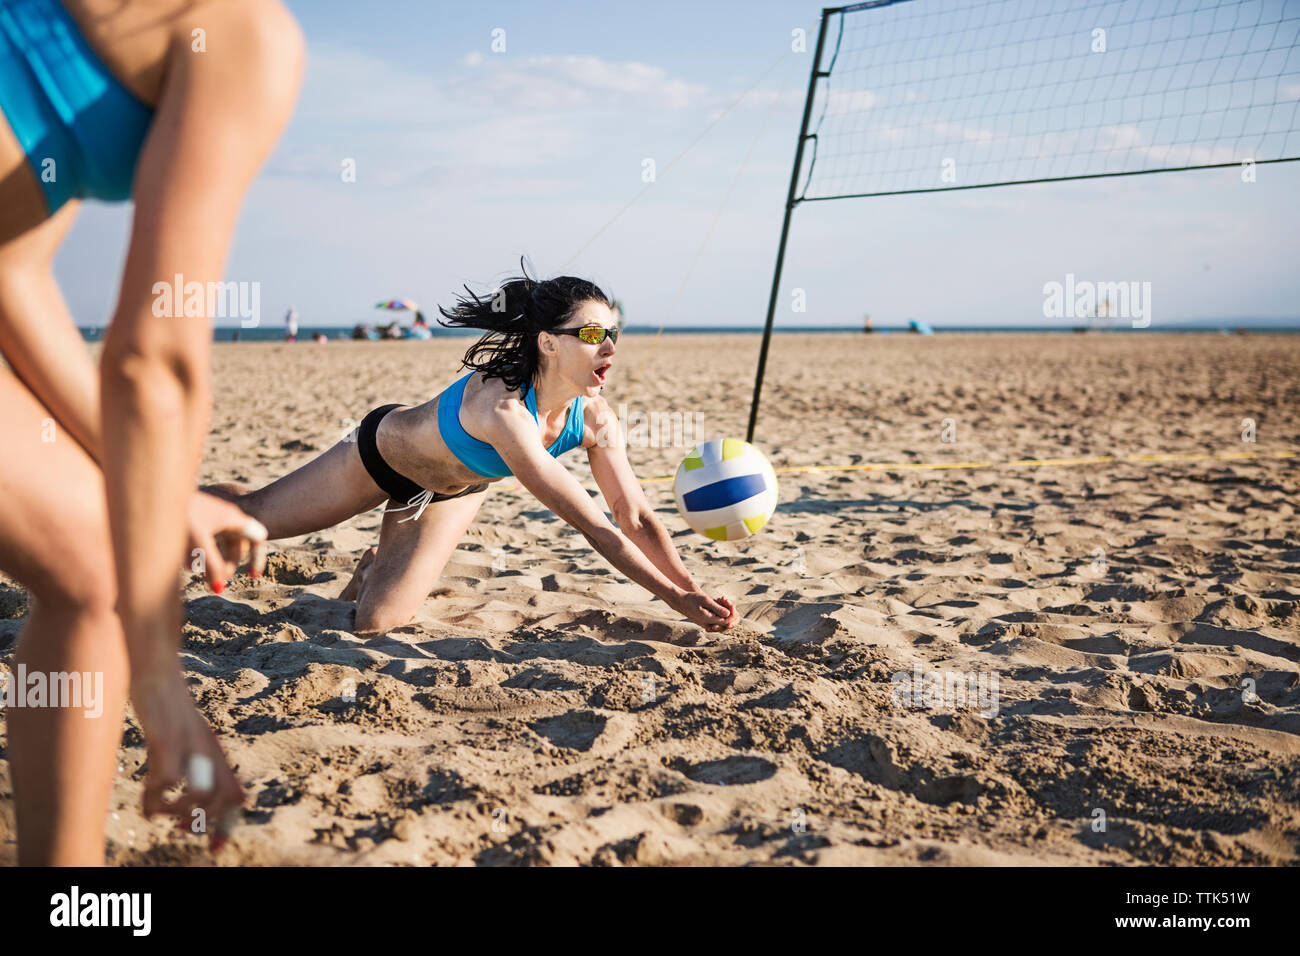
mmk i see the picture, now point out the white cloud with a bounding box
[447,53,709,111]
[277,42,726,182]
[300,42,710,119]
[1098,125,1237,167]
[930,120,993,144]
[1099,124,1144,150]
[823,89,877,115]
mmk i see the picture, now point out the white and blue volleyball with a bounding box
[673,438,778,541]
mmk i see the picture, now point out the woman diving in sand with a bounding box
[0,0,302,863]
[208,267,739,636]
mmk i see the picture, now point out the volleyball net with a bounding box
[747,0,1300,440]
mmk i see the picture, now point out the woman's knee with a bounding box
[353,600,414,635]
[21,512,118,617]
[234,0,306,72]
[203,0,305,116]
[26,557,117,621]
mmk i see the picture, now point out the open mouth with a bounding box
[593,362,612,385]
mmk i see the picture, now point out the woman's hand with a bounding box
[186,491,268,593]
[130,670,245,851]
[673,590,738,632]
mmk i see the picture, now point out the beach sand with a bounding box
[1,331,1298,865]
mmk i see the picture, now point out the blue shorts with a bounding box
[0,0,154,213]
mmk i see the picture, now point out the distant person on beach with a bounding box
[0,0,302,863]
[409,310,432,340]
[284,306,299,342]
[207,264,737,637]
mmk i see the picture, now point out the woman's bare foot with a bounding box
[339,546,377,602]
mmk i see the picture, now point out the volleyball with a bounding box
[673,438,779,541]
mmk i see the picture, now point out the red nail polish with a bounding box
[213,580,224,594]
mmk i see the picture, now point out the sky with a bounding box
[57,0,1300,330]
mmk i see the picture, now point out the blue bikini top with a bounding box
[0,0,154,214]
[438,371,585,479]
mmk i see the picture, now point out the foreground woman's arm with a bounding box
[0,208,105,463]
[99,6,303,842]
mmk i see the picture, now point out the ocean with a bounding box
[74,322,1300,343]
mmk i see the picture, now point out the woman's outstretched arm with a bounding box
[484,400,736,632]
[584,395,698,591]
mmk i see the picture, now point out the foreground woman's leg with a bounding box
[0,368,128,865]
[353,490,488,633]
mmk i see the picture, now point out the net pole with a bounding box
[745,10,832,445]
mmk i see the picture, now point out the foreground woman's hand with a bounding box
[187,490,268,593]
[130,670,245,852]
[673,591,738,632]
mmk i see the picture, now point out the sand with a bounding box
[1,331,1298,866]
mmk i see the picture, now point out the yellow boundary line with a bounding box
[492,448,1296,493]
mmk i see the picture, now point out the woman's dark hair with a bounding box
[437,258,612,392]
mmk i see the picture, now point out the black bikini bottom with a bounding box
[356,404,489,506]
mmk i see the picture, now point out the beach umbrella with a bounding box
[375,298,419,312]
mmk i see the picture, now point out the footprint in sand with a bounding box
[531,710,608,751]
[674,755,777,786]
